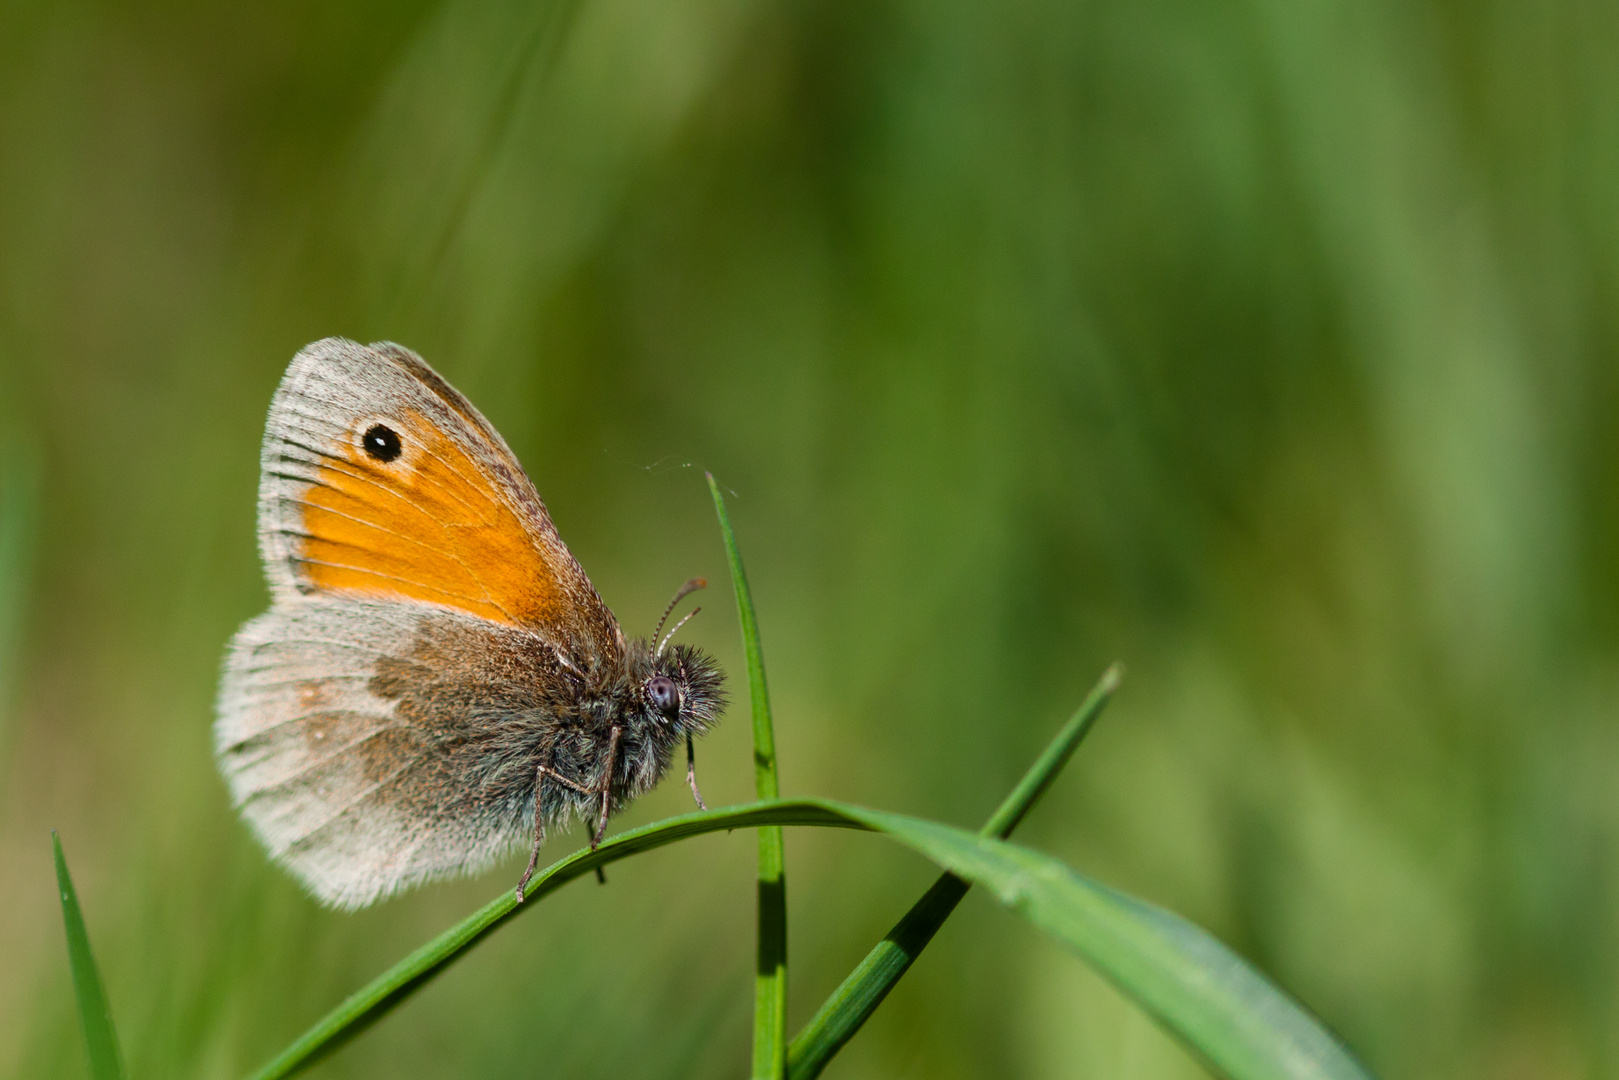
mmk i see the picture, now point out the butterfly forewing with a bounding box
[257,339,622,659]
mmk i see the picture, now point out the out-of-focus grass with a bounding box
[0,444,37,779]
[3,0,1619,1078]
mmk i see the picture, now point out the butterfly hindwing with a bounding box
[216,595,579,909]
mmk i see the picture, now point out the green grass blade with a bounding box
[787,874,970,1080]
[980,663,1124,839]
[52,832,127,1080]
[840,804,1373,1080]
[246,798,1367,1080]
[707,473,787,1080]
[787,663,1124,1078]
[244,804,842,1080]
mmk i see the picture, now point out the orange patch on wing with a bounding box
[295,410,564,626]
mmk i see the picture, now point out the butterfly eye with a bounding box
[362,423,402,463]
[646,675,680,720]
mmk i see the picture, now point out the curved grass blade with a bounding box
[841,805,1373,1080]
[245,803,847,1080]
[52,832,127,1080]
[787,663,1124,1079]
[246,798,1370,1080]
[708,472,787,1080]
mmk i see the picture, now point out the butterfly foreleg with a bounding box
[536,762,594,795]
[591,725,623,849]
[514,755,554,903]
[686,734,707,811]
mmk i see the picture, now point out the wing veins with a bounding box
[287,556,498,608]
[280,754,436,852]
[233,673,371,690]
[239,721,407,795]
[278,480,528,626]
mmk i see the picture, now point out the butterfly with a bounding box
[215,339,726,910]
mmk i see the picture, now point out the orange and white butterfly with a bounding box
[215,339,725,909]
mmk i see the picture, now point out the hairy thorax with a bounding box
[365,607,723,837]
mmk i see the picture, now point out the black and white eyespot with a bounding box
[362,423,402,463]
[646,675,680,721]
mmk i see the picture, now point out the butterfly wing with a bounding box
[217,596,566,909]
[257,337,622,659]
[218,339,615,907]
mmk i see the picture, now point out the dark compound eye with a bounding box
[647,675,680,720]
[362,423,402,463]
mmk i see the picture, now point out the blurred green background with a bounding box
[2,0,1616,1077]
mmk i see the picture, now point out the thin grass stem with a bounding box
[707,472,787,1080]
[785,663,1123,1078]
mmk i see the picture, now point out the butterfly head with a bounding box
[624,639,726,741]
[614,575,724,741]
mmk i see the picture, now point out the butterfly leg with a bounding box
[536,764,594,794]
[530,760,614,883]
[514,765,549,904]
[686,734,707,811]
[592,725,623,849]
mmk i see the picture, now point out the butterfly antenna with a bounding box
[657,607,701,658]
[653,577,707,644]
